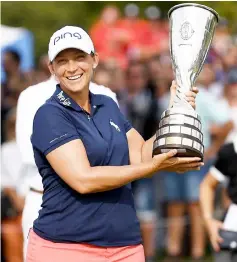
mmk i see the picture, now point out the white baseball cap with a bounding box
[48,26,95,62]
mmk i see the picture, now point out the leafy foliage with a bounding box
[2,1,237,62]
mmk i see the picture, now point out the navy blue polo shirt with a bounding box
[31,84,142,246]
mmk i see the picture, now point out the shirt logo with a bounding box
[110,120,120,132]
[57,91,71,106]
[54,32,82,45]
[50,133,68,143]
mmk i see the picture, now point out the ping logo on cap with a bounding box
[53,32,82,45]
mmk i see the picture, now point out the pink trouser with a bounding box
[26,230,145,262]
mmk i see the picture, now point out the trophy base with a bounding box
[153,143,203,159]
[153,108,204,160]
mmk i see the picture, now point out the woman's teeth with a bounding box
[67,74,82,80]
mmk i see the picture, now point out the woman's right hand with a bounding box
[151,149,204,173]
[205,218,224,252]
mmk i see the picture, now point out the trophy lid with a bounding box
[168,3,219,23]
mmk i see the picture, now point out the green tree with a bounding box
[2,1,237,64]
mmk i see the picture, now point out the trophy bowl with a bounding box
[153,3,219,160]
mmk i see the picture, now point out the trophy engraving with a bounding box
[180,22,194,40]
[153,3,219,159]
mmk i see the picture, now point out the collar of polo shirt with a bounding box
[53,84,104,112]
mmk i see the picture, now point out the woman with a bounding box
[200,134,237,262]
[26,26,202,262]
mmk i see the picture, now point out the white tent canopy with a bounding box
[1,25,28,48]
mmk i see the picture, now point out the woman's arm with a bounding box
[199,172,224,251]
[126,128,155,164]
[200,172,220,221]
[127,82,199,164]
[46,139,202,194]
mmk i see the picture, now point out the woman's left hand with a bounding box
[169,80,199,109]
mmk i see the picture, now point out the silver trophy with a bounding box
[153,3,219,159]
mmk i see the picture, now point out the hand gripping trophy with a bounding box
[153,3,219,159]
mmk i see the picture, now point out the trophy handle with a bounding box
[170,48,197,111]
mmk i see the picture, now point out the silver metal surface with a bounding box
[153,4,218,158]
[166,137,182,145]
[181,126,192,135]
[169,125,181,133]
[193,141,202,151]
[169,3,218,110]
[194,120,199,129]
[192,129,197,138]
[184,116,194,126]
[168,3,219,22]
[169,114,185,124]
[159,115,203,128]
[160,126,170,135]
[158,138,166,146]
[159,118,169,127]
[182,137,193,147]
[162,108,201,121]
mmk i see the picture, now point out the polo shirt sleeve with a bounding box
[31,104,81,155]
[121,113,133,132]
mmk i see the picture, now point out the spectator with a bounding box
[213,18,233,57]
[93,63,113,87]
[199,61,225,99]
[123,61,157,139]
[196,63,233,160]
[2,50,30,100]
[200,134,237,262]
[109,66,126,96]
[147,53,173,102]
[153,75,170,118]
[90,5,132,69]
[1,108,24,262]
[119,3,149,62]
[36,54,51,83]
[216,67,237,143]
[163,62,233,260]
[1,50,30,143]
[222,45,237,73]
[143,6,169,58]
[123,61,159,262]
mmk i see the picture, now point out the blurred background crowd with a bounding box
[1,1,237,262]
